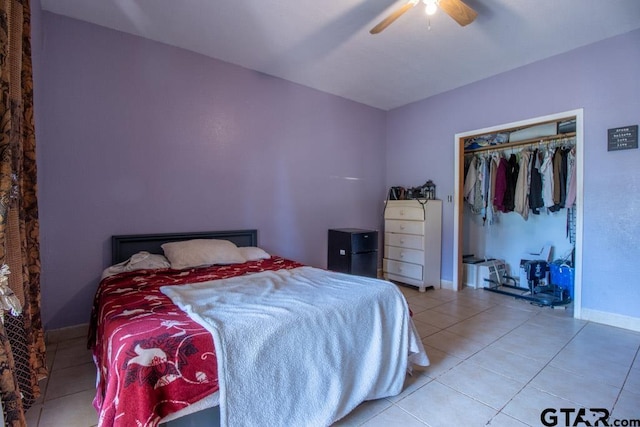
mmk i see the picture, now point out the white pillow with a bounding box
[101,251,170,279]
[161,239,246,270]
[238,246,271,261]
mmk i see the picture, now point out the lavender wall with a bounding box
[36,13,387,329]
[387,29,640,320]
[32,9,640,329]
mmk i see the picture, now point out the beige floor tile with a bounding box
[420,344,463,379]
[412,319,441,338]
[430,300,489,320]
[508,319,577,346]
[423,329,486,359]
[406,296,446,311]
[45,362,96,401]
[568,342,637,368]
[46,323,89,344]
[412,309,461,329]
[55,336,89,351]
[397,381,497,427]
[437,360,525,410]
[34,377,49,405]
[495,296,544,313]
[491,330,565,363]
[484,413,530,427]
[361,404,427,426]
[38,389,97,427]
[529,364,621,409]
[526,310,586,332]
[577,323,640,352]
[420,288,458,302]
[332,398,392,426]
[24,402,42,427]
[502,385,578,426]
[611,389,640,421]
[445,318,509,346]
[467,344,546,384]
[466,310,525,332]
[386,371,433,403]
[565,332,638,366]
[550,346,630,388]
[45,342,57,365]
[624,366,640,395]
[52,340,94,371]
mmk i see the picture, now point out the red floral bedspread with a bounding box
[88,256,302,427]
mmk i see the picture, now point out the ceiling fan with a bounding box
[370,0,477,34]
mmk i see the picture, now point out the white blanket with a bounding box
[161,266,428,427]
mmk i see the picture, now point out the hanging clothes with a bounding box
[549,147,564,212]
[540,148,555,209]
[485,153,500,225]
[472,156,486,214]
[502,153,519,212]
[463,155,477,206]
[514,150,531,220]
[493,156,508,213]
[560,148,570,206]
[464,137,575,218]
[529,149,544,214]
[565,146,577,207]
[549,147,569,212]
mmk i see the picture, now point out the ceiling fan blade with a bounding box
[438,0,478,26]
[369,1,417,34]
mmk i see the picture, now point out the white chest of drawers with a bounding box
[383,199,442,291]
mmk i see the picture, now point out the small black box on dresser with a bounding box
[327,228,378,278]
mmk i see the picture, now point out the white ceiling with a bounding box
[40,0,640,110]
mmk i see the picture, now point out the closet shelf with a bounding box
[464,132,576,154]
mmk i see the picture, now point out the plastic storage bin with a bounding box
[549,263,574,299]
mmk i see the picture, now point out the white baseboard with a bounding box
[580,308,640,332]
[440,279,454,290]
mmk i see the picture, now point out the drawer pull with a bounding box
[400,239,405,244]
[400,210,405,216]
[400,252,405,258]
[399,224,405,230]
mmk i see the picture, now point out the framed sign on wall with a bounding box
[607,125,638,151]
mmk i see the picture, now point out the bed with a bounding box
[89,229,428,427]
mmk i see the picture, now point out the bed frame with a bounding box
[111,229,258,264]
[109,229,258,427]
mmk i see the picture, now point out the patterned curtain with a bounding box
[0,0,47,425]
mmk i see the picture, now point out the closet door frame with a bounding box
[453,109,584,319]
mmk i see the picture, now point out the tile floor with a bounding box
[25,286,640,427]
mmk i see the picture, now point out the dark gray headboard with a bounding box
[111,229,258,264]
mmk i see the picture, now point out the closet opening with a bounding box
[453,109,583,319]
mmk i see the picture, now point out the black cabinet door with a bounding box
[350,252,378,278]
[350,231,377,253]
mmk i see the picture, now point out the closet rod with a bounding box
[464,132,576,154]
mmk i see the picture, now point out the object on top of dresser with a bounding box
[407,180,436,200]
[388,186,406,200]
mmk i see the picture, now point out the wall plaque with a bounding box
[608,125,638,151]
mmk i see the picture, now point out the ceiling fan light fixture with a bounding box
[369,0,476,34]
[424,0,438,16]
